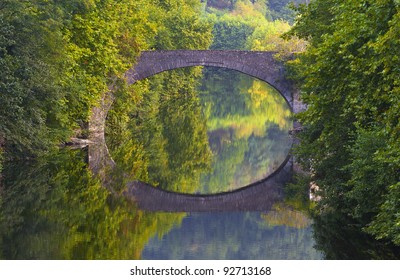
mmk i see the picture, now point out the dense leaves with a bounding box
[287,0,400,246]
[206,0,306,55]
[0,0,211,161]
[0,0,67,155]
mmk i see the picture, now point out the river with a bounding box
[0,67,322,259]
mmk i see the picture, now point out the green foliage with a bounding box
[287,0,400,246]
[0,0,68,155]
[206,0,306,54]
[0,0,213,161]
[367,182,400,246]
[209,13,255,49]
[0,0,158,156]
[107,67,213,194]
[0,149,185,259]
[265,0,308,23]
[153,0,213,49]
[207,0,238,10]
[58,0,161,129]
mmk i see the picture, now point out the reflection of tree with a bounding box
[199,67,292,192]
[107,66,292,194]
[200,67,251,119]
[0,149,184,259]
[262,203,311,229]
[142,212,321,260]
[312,211,400,260]
[107,67,212,194]
[238,125,290,183]
[202,136,248,193]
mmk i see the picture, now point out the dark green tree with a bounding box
[287,0,400,245]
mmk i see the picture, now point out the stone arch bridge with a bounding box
[89,50,304,137]
[126,50,294,106]
[87,50,303,211]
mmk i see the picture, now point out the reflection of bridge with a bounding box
[88,138,292,212]
[88,50,301,211]
[89,50,304,137]
[122,155,292,212]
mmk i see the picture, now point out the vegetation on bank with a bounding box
[287,0,400,246]
[205,0,306,55]
[3,0,398,257]
[0,0,305,163]
[0,0,211,161]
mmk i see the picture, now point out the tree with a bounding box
[287,0,400,245]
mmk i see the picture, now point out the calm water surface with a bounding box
[0,67,323,259]
[142,212,320,260]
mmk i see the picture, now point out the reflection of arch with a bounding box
[88,136,293,212]
[123,155,292,212]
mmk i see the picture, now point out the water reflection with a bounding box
[0,149,185,259]
[121,154,291,212]
[106,67,212,194]
[312,211,400,259]
[2,64,399,260]
[0,149,322,259]
[142,212,320,260]
[199,67,292,193]
[0,65,318,260]
[106,67,292,194]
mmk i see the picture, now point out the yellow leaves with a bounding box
[215,1,307,55]
[262,203,312,229]
[249,20,307,55]
[208,79,292,139]
[233,0,266,22]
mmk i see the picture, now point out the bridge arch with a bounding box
[87,137,293,212]
[125,50,294,108]
[89,50,298,138]
[87,50,298,204]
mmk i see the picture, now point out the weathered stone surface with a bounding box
[88,86,115,139]
[125,50,295,107]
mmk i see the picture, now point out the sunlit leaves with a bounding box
[207,0,306,55]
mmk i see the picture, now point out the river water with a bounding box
[0,67,322,259]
